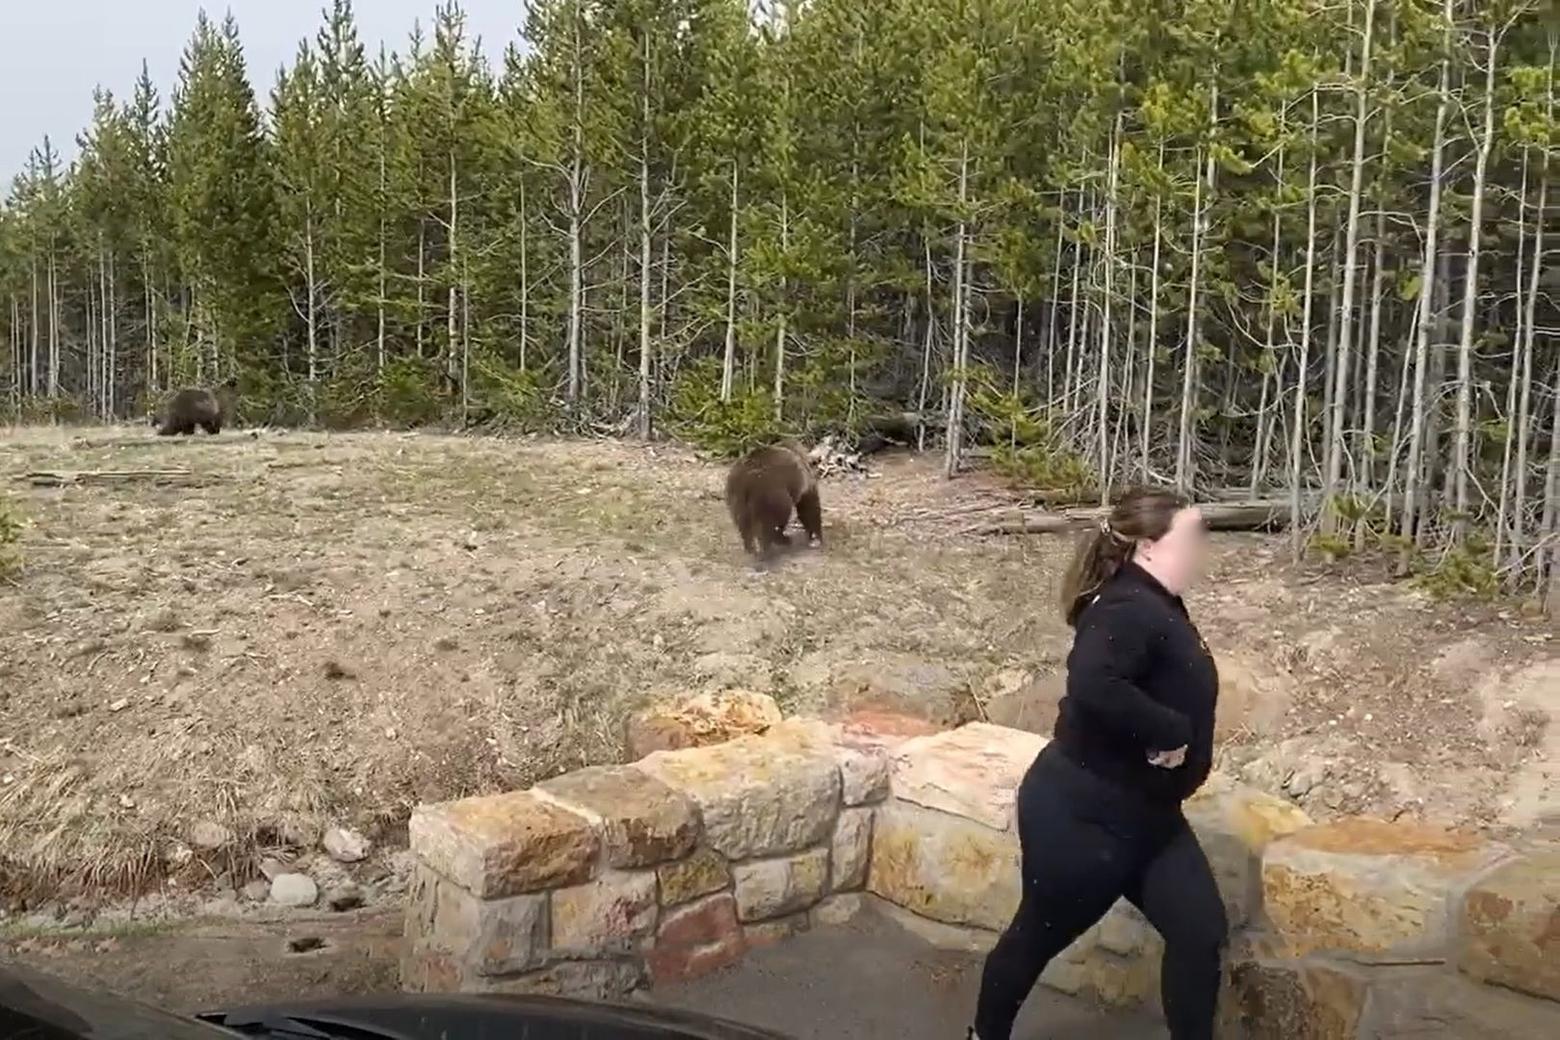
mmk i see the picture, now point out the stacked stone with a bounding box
[1226,820,1560,1038]
[402,716,893,997]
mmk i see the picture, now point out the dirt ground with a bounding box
[1,426,1556,920]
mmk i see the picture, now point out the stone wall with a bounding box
[403,715,1560,1037]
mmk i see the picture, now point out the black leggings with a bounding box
[973,747,1228,1040]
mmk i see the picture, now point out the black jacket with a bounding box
[1051,560,1219,806]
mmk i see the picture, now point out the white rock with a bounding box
[269,873,319,908]
[323,826,371,863]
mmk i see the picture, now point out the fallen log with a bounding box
[973,498,1296,536]
[16,468,208,488]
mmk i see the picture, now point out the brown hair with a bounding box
[1060,486,1189,626]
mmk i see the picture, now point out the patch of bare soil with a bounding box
[0,427,1554,908]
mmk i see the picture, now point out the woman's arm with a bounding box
[1064,598,1193,752]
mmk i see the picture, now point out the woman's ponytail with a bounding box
[1058,487,1189,627]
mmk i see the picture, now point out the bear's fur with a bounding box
[154,378,238,436]
[724,440,823,561]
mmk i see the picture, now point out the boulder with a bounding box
[830,808,873,892]
[624,689,781,759]
[402,867,548,985]
[323,826,371,863]
[1458,849,1560,1001]
[537,765,699,868]
[1220,957,1371,1040]
[638,733,840,860]
[1262,818,1505,961]
[408,790,598,899]
[868,799,1019,932]
[732,847,830,922]
[646,893,747,984]
[1184,772,1312,928]
[268,873,318,908]
[549,869,659,958]
[656,847,732,908]
[890,722,1046,830]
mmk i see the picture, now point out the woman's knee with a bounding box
[1165,897,1229,955]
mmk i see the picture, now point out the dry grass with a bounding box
[0,425,1553,902]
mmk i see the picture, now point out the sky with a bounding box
[2,1,522,182]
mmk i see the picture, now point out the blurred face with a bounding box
[1135,506,1208,594]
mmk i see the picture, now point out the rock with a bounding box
[1184,773,1313,928]
[1458,849,1560,1001]
[408,790,598,899]
[1362,970,1560,1039]
[402,866,549,985]
[1096,903,1159,958]
[624,689,782,759]
[646,893,747,984]
[240,879,271,903]
[1220,957,1371,1040]
[268,874,318,908]
[838,747,890,806]
[868,799,1019,932]
[187,819,236,852]
[874,900,997,954]
[1038,923,1157,1007]
[325,882,364,912]
[638,732,839,860]
[812,894,863,927]
[550,870,658,958]
[1262,818,1506,960]
[830,808,872,892]
[836,710,942,751]
[657,847,732,908]
[323,826,371,863]
[891,722,1046,830]
[537,765,698,869]
[732,847,829,922]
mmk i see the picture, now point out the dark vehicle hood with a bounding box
[0,959,236,1038]
[202,992,790,1039]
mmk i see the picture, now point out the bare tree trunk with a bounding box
[1289,91,1323,561]
[1398,0,1453,567]
[306,207,319,417]
[1511,92,1550,573]
[637,29,654,441]
[1450,20,1502,542]
[1096,116,1122,499]
[518,177,530,373]
[1495,150,1530,569]
[1252,128,1286,495]
[1543,353,1560,609]
[446,152,460,388]
[376,139,387,378]
[1176,81,1217,494]
[1323,0,1376,530]
[944,140,972,479]
[916,229,935,452]
[1141,150,1164,477]
[720,162,739,402]
[1045,189,1066,410]
[1383,304,1420,534]
[415,220,426,359]
[1357,183,1390,545]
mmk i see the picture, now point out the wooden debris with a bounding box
[970,498,1296,536]
[16,468,209,488]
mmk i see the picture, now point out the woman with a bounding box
[969,487,1225,1040]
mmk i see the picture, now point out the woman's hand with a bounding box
[1147,745,1187,769]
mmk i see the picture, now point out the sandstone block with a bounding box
[1096,902,1161,959]
[868,799,1019,932]
[537,765,699,868]
[657,847,732,907]
[1185,773,1313,928]
[401,865,548,985]
[875,899,998,954]
[733,847,830,922]
[891,723,1046,830]
[639,734,839,860]
[1262,818,1504,961]
[625,689,781,759]
[409,790,597,899]
[1458,849,1560,1001]
[1220,957,1371,1040]
[830,808,873,892]
[839,748,891,805]
[550,869,658,958]
[837,709,942,752]
[764,716,889,805]
[646,892,746,984]
[1039,928,1158,1008]
[1363,970,1560,1039]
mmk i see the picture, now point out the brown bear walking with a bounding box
[153,378,238,436]
[724,441,823,562]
